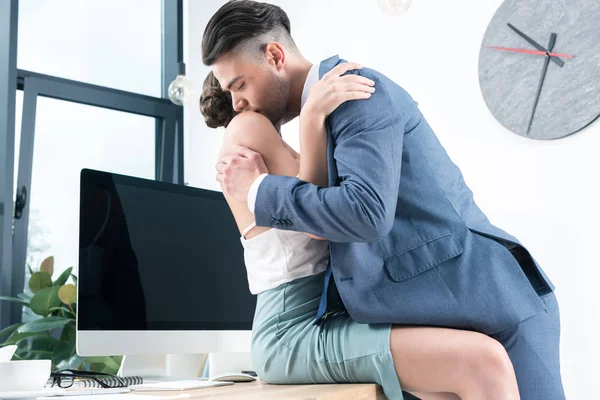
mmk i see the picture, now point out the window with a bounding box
[1,0,181,328]
[21,97,156,280]
[17,0,162,97]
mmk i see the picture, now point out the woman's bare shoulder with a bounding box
[219,111,298,178]
[222,112,280,150]
[228,110,273,127]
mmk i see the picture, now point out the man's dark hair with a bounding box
[202,0,295,66]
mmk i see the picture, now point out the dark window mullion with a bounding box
[155,118,164,180]
[174,107,184,185]
[161,0,184,185]
[17,70,174,119]
[10,76,40,326]
[158,113,177,183]
[0,0,19,329]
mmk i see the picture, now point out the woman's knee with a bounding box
[460,336,516,393]
[474,338,513,377]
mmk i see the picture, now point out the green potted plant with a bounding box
[0,256,122,374]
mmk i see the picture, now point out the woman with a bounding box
[200,63,520,400]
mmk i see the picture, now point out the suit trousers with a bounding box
[402,241,566,400]
[490,290,565,399]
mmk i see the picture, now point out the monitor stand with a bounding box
[117,352,253,381]
[207,352,254,378]
[118,354,208,380]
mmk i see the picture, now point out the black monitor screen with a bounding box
[78,169,256,331]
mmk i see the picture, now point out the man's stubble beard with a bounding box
[263,73,291,126]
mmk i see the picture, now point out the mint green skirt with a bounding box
[250,272,405,400]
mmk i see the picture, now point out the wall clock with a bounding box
[478,0,600,140]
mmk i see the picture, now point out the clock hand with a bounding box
[526,33,557,135]
[507,23,565,67]
[485,46,574,59]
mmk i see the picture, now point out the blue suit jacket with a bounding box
[254,55,555,335]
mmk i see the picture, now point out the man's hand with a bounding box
[303,62,374,120]
[215,145,268,203]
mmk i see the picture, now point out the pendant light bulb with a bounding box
[168,62,194,106]
[378,0,412,15]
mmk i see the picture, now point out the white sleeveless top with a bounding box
[240,222,329,295]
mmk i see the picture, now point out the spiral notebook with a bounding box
[72,375,143,388]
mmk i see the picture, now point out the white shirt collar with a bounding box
[300,63,320,109]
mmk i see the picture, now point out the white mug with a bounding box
[0,345,17,362]
[0,359,51,392]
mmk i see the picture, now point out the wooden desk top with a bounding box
[123,380,385,400]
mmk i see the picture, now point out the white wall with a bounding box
[185,1,600,397]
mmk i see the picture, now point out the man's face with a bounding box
[212,51,290,125]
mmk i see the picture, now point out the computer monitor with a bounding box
[76,168,255,357]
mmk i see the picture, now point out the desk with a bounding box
[125,381,385,400]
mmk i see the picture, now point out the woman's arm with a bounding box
[221,112,298,179]
[296,111,328,240]
[298,112,328,188]
[298,62,375,189]
[222,113,327,240]
[296,63,376,239]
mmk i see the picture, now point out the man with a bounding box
[205,1,565,398]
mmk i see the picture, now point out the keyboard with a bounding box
[129,380,234,391]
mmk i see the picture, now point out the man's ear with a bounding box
[265,42,285,71]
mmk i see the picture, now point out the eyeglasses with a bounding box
[49,369,127,389]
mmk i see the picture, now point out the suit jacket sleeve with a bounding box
[254,73,419,242]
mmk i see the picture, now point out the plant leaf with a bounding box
[53,267,73,287]
[110,355,123,371]
[30,286,61,316]
[29,271,52,293]
[58,284,76,306]
[3,330,38,346]
[103,356,121,370]
[0,296,29,306]
[87,361,105,373]
[15,335,59,360]
[63,307,76,318]
[85,355,121,374]
[0,323,23,342]
[98,365,117,374]
[59,321,76,343]
[56,353,85,371]
[17,316,71,333]
[40,256,54,278]
[102,356,123,375]
[17,293,33,301]
[48,307,76,319]
[52,340,75,365]
[70,274,77,285]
